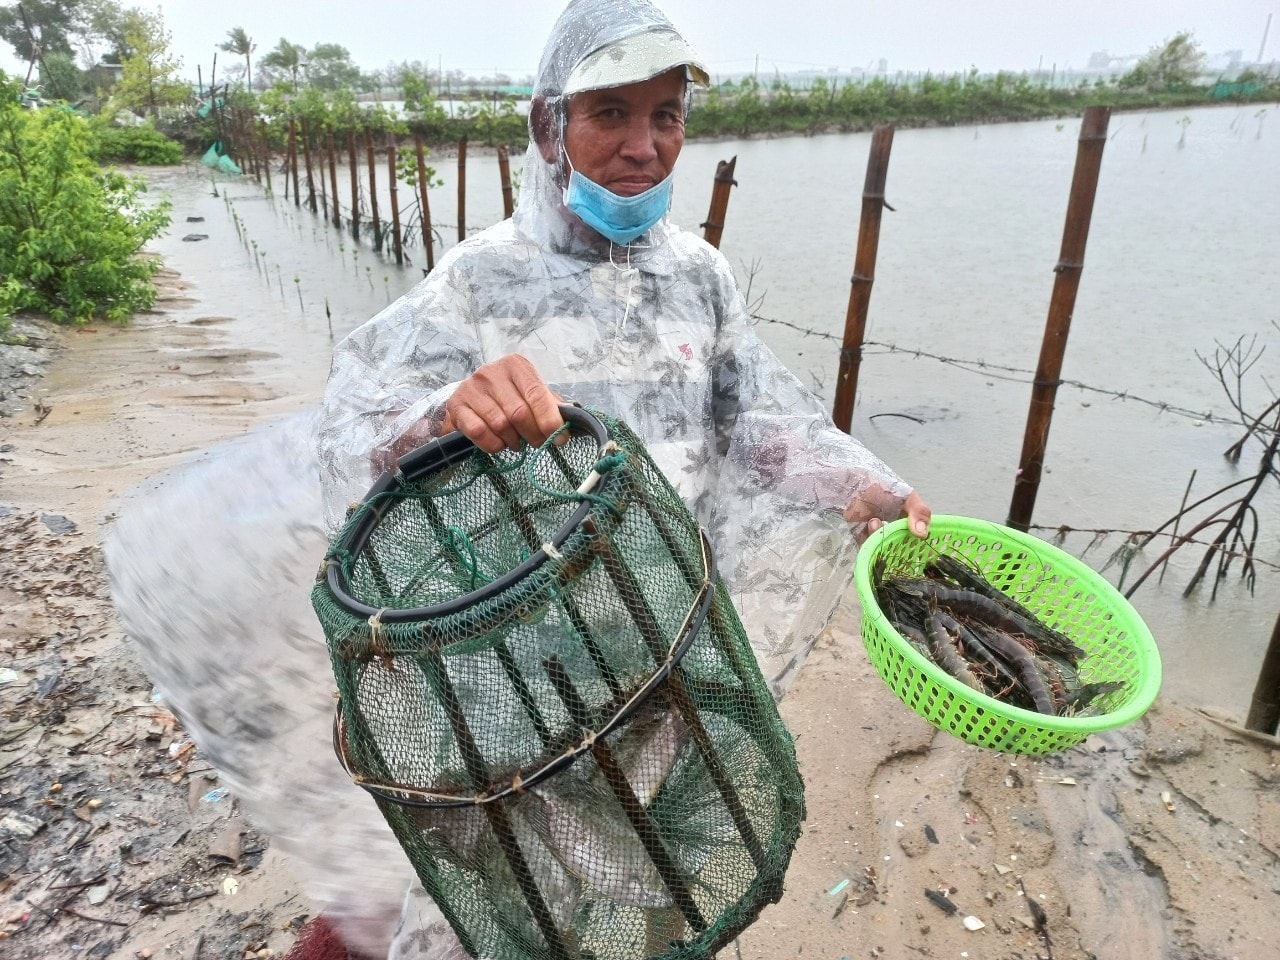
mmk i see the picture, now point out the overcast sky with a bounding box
[2,1,1276,82]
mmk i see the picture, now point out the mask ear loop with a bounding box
[608,242,639,335]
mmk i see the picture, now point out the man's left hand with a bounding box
[845,488,931,540]
[870,490,931,539]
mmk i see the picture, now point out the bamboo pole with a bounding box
[1246,610,1280,734]
[242,113,256,179]
[233,111,248,177]
[287,118,300,206]
[1007,106,1111,531]
[327,128,341,229]
[457,136,468,243]
[365,127,381,250]
[414,136,436,273]
[316,130,329,221]
[700,155,738,249]
[497,145,514,219]
[348,130,361,241]
[233,111,251,178]
[249,114,262,180]
[387,132,403,265]
[831,125,895,433]
[300,118,317,212]
[259,119,272,195]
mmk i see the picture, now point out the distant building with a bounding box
[1087,50,1113,70]
[1085,49,1139,73]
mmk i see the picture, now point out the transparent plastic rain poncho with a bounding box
[317,0,912,701]
[107,2,914,959]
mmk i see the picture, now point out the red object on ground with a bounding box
[282,915,368,960]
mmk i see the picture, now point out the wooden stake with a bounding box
[1007,106,1111,531]
[287,118,300,206]
[832,125,895,433]
[234,111,252,178]
[316,131,329,221]
[457,136,468,243]
[300,117,317,212]
[348,130,361,241]
[414,137,436,272]
[249,114,261,180]
[1246,610,1280,734]
[327,128,341,229]
[387,132,403,265]
[497,145,514,219]
[365,127,381,250]
[259,120,272,195]
[700,155,738,249]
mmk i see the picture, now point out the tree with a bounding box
[114,8,188,119]
[0,0,82,64]
[306,42,361,91]
[1120,32,1207,92]
[261,36,306,92]
[82,0,129,64]
[36,48,83,100]
[218,26,255,90]
[0,72,170,329]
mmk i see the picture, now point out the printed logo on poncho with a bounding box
[678,343,694,362]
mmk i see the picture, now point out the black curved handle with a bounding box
[324,403,612,622]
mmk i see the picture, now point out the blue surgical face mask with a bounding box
[562,158,674,246]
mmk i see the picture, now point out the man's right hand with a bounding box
[441,354,563,453]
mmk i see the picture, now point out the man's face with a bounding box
[562,67,687,197]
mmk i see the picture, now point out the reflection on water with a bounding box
[145,102,1280,716]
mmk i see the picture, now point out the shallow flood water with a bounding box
[146,101,1280,717]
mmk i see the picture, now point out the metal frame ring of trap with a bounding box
[313,405,805,960]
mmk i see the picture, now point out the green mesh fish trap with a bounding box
[312,406,805,960]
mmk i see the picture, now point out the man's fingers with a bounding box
[507,360,564,447]
[447,403,515,454]
[443,355,563,452]
[904,491,932,538]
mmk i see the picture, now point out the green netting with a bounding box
[312,407,805,960]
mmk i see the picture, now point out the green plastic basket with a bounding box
[853,515,1161,754]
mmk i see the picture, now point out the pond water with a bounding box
[146,101,1280,717]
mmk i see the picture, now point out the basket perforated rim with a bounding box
[853,515,1162,735]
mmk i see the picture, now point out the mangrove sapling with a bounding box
[1083,333,1280,734]
[0,80,171,327]
[1119,336,1280,601]
[294,277,303,312]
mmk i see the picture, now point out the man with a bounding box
[111,3,930,959]
[317,0,929,708]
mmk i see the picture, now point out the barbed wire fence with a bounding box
[750,311,1247,428]
[748,311,1280,602]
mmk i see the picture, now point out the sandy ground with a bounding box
[2,261,1279,960]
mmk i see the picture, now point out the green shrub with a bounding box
[89,119,184,165]
[0,76,172,329]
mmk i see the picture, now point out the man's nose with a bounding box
[617,119,659,162]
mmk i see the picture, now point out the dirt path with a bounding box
[1,270,311,959]
[3,225,1278,960]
